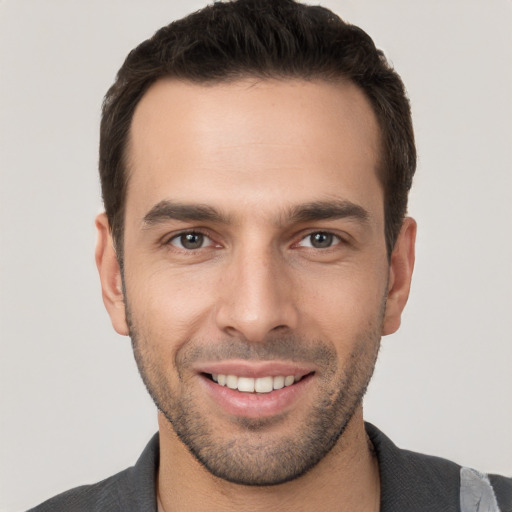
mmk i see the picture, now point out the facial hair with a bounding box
[126,301,383,486]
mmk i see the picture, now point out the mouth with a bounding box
[193,361,316,418]
[196,364,315,419]
[204,372,312,393]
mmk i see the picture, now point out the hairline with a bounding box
[113,73,389,262]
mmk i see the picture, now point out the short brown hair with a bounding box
[99,0,416,261]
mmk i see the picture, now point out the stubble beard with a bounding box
[126,302,383,486]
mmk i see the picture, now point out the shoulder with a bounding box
[27,433,159,512]
[488,473,512,512]
[27,467,135,512]
[365,422,511,512]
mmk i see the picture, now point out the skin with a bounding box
[96,78,416,511]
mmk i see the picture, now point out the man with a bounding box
[28,0,511,511]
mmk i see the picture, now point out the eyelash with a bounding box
[165,229,345,252]
[166,230,216,251]
[296,231,343,249]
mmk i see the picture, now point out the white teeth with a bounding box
[273,375,285,390]
[211,374,300,393]
[254,376,273,393]
[284,375,295,386]
[237,377,255,392]
[226,375,238,390]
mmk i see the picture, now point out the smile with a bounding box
[194,361,316,417]
[210,374,301,393]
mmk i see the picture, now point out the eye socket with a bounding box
[169,232,210,250]
[297,231,340,249]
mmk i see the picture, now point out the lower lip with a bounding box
[200,374,313,419]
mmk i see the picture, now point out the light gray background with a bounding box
[1,1,511,510]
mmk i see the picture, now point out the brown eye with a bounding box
[298,232,338,249]
[170,232,206,250]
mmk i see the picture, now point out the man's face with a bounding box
[98,78,412,485]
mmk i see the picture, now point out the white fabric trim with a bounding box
[460,467,501,512]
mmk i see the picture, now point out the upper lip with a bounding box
[192,360,316,379]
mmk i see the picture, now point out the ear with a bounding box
[382,217,416,336]
[95,213,129,336]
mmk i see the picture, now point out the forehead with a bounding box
[125,78,382,223]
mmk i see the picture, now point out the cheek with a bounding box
[125,262,220,342]
[296,262,388,340]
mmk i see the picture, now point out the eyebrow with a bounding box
[142,199,370,228]
[287,200,370,225]
[142,200,231,226]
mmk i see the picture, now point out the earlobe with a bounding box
[382,217,416,336]
[95,213,129,336]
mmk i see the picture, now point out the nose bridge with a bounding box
[215,238,297,341]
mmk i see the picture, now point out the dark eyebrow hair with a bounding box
[142,198,370,228]
[142,200,230,227]
[287,200,370,225]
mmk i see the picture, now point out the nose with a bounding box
[215,244,299,342]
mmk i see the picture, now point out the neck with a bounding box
[157,407,380,512]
